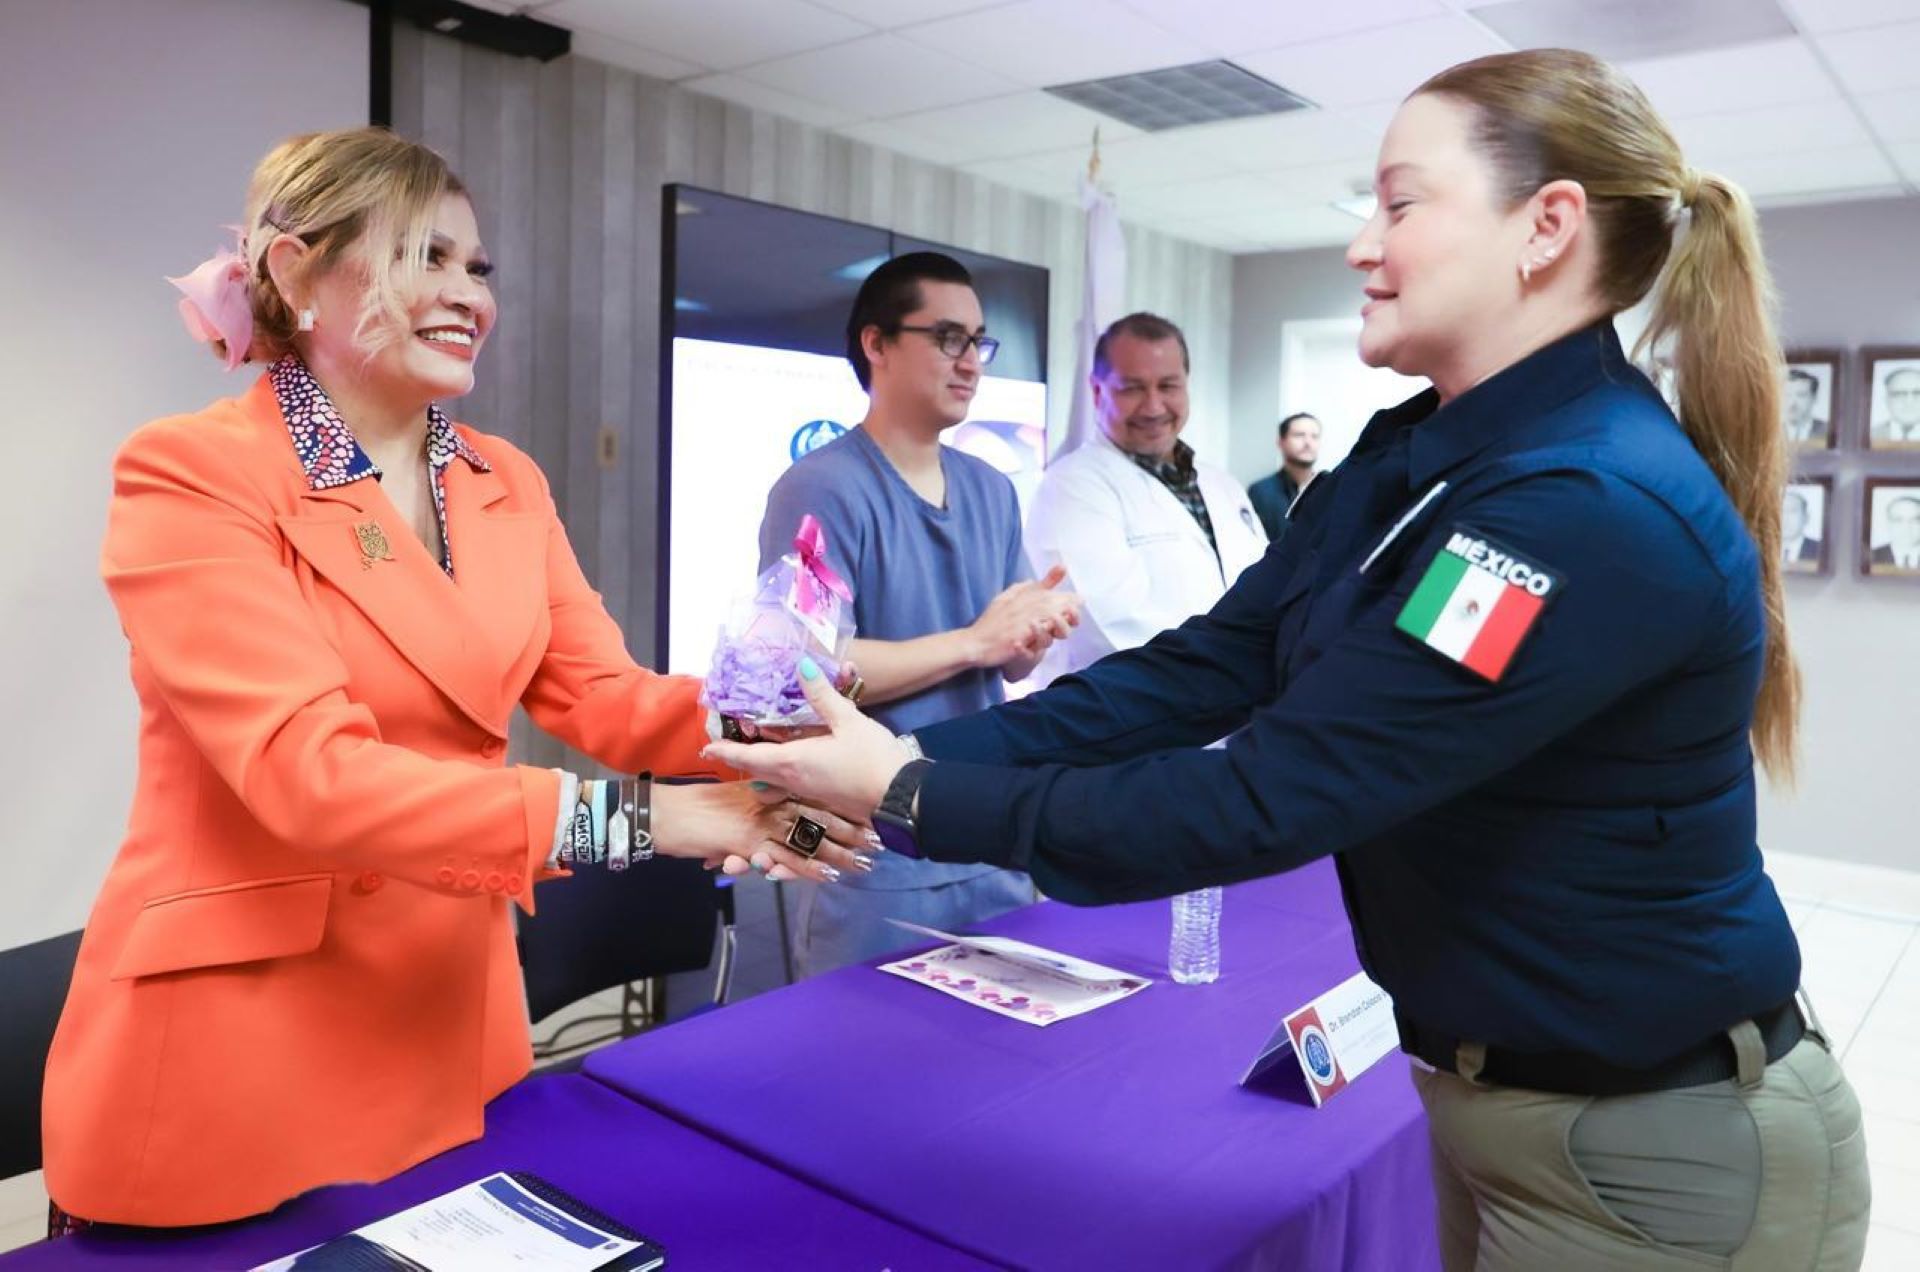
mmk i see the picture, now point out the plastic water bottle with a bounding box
[1169,887,1222,984]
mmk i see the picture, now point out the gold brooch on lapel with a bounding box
[354,520,396,569]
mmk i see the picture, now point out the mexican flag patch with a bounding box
[1395,528,1561,682]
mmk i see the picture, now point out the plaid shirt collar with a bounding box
[1125,437,1199,485]
[269,354,489,492]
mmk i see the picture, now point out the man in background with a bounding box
[1872,366,1920,446]
[1781,488,1820,569]
[1780,369,1827,446]
[1247,411,1323,540]
[1871,495,1920,571]
[1023,312,1265,679]
[757,252,1077,975]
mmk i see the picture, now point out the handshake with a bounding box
[653,568,1081,886]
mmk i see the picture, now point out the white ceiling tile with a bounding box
[567,29,708,81]
[1174,109,1384,174]
[740,32,1021,115]
[1890,140,1920,180]
[540,0,870,73]
[681,73,863,127]
[959,155,1078,201]
[1116,0,1447,57]
[1621,37,1838,119]
[1670,98,1869,166]
[1719,142,1901,198]
[1237,207,1369,250]
[1816,20,1920,94]
[1468,0,1796,63]
[900,0,1212,88]
[811,0,1008,26]
[1234,15,1510,109]
[1015,130,1245,189]
[1781,0,1920,34]
[1116,164,1369,222]
[1854,87,1920,142]
[849,92,1140,167]
[835,120,955,163]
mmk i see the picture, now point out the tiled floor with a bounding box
[5,856,1916,1263]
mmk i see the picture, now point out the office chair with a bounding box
[0,930,83,1179]
[518,854,736,1060]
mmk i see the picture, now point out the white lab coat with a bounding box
[1025,431,1268,679]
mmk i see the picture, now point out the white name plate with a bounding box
[1239,970,1398,1107]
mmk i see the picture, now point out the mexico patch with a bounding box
[1395,528,1560,682]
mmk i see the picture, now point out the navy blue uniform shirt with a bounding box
[914,322,1800,1067]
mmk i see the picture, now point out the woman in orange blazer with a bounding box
[42,128,865,1229]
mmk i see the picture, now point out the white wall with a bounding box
[0,0,367,947]
[1227,195,1920,872]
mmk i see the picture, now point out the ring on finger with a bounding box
[785,814,828,859]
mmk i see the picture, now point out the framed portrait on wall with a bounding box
[1863,347,1920,450]
[1781,350,1839,451]
[1862,479,1920,577]
[1781,477,1831,576]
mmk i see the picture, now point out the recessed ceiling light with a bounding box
[1468,0,1795,63]
[1332,194,1377,221]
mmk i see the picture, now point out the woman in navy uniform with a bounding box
[708,50,1869,1270]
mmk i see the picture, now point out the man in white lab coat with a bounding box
[1025,313,1268,678]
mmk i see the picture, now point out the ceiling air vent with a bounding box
[1044,60,1314,133]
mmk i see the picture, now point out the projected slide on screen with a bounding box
[666,337,1047,675]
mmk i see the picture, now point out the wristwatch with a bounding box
[872,759,934,858]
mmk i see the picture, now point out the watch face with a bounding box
[873,812,921,860]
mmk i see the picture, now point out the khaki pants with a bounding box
[1412,1033,1871,1270]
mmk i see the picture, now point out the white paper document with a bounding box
[252,1173,653,1272]
[878,919,1150,1025]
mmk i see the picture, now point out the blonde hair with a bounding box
[225,127,467,365]
[1418,49,1799,782]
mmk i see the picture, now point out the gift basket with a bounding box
[702,514,855,737]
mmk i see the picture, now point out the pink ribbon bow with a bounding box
[791,514,853,618]
[166,228,254,370]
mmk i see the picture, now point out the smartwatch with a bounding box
[872,759,934,858]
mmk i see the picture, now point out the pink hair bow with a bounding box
[791,514,853,619]
[166,228,254,370]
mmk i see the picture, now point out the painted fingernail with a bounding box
[863,829,885,850]
[750,780,771,791]
[798,656,821,681]
[852,852,876,873]
[818,864,843,883]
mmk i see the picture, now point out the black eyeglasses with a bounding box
[897,324,1000,365]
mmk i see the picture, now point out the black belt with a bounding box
[1399,998,1805,1097]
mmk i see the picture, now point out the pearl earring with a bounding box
[297,308,315,332]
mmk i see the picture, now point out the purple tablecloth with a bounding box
[1,1073,990,1271]
[585,859,1440,1271]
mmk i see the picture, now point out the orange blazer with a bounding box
[44,375,722,1226]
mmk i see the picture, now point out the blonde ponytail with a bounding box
[1420,50,1800,781]
[1640,174,1798,782]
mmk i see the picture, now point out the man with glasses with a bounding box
[756,251,1079,975]
[1024,312,1267,678]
